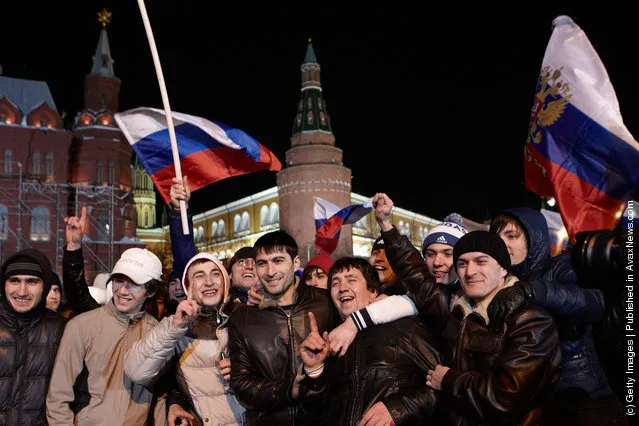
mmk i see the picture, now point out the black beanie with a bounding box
[371,235,385,252]
[228,246,256,271]
[4,255,45,281]
[453,230,511,271]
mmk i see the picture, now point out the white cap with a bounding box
[110,248,162,285]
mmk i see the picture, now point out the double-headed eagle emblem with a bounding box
[528,66,572,144]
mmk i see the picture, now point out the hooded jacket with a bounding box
[500,208,611,397]
[0,249,68,425]
[124,253,245,425]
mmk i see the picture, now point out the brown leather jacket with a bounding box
[227,281,334,425]
[381,227,562,425]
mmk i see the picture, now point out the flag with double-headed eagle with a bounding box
[524,15,639,240]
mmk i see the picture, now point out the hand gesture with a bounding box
[168,403,194,426]
[426,364,450,391]
[246,287,264,306]
[328,316,358,357]
[372,193,394,232]
[64,206,88,251]
[300,312,330,372]
[172,299,200,329]
[170,176,191,210]
[215,357,232,382]
[358,401,394,426]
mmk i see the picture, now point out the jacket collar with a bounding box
[258,276,301,310]
[105,300,146,326]
[455,275,519,325]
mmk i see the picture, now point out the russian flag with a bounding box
[524,16,639,241]
[114,107,282,204]
[314,197,373,255]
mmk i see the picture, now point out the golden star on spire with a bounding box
[97,8,112,28]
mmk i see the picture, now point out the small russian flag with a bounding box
[314,197,373,255]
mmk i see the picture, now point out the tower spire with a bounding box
[91,9,115,77]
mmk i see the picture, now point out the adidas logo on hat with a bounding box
[436,235,448,244]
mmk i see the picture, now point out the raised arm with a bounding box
[63,206,99,314]
[168,177,197,281]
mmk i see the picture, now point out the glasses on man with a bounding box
[111,278,146,294]
[236,258,255,268]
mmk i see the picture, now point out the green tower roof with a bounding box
[304,38,318,63]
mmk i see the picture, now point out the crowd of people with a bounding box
[0,177,628,425]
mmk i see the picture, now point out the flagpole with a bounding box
[136,0,189,235]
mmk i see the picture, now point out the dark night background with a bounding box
[2,1,636,223]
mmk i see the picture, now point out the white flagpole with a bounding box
[136,0,189,234]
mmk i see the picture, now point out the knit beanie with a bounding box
[422,213,468,255]
[305,253,334,274]
[453,230,511,271]
[4,255,45,281]
[371,235,385,252]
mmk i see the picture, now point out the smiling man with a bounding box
[47,208,165,425]
[298,257,440,425]
[227,230,333,425]
[369,236,405,295]
[227,246,259,304]
[0,249,68,425]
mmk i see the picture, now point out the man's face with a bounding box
[330,266,377,319]
[305,267,328,289]
[111,275,150,314]
[456,252,507,303]
[46,284,61,311]
[168,277,186,302]
[255,248,300,298]
[187,260,224,307]
[230,258,258,290]
[424,243,457,284]
[5,275,45,313]
[369,248,396,284]
[497,222,528,267]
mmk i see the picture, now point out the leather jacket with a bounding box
[227,282,334,425]
[381,226,562,425]
[301,316,441,425]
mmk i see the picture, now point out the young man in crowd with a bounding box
[47,207,166,425]
[369,236,405,296]
[298,257,440,425]
[0,249,68,425]
[227,230,333,425]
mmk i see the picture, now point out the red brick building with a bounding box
[0,19,141,281]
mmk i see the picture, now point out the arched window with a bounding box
[217,220,225,238]
[260,205,269,227]
[107,160,114,185]
[3,149,12,174]
[45,153,53,178]
[398,220,410,237]
[30,206,50,241]
[211,221,218,238]
[269,202,279,224]
[241,211,250,232]
[354,215,368,230]
[31,152,40,176]
[0,204,7,240]
[233,214,241,234]
[196,226,204,243]
[96,210,110,241]
[418,226,429,244]
[96,161,103,184]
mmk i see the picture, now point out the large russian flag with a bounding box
[525,16,639,241]
[114,107,282,204]
[314,197,373,255]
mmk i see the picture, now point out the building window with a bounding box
[107,160,114,185]
[30,206,50,241]
[260,205,269,227]
[241,211,250,232]
[96,161,103,184]
[45,153,53,178]
[0,115,6,123]
[211,222,218,238]
[0,204,7,241]
[233,214,241,234]
[31,152,40,176]
[40,119,48,128]
[96,211,110,241]
[216,219,225,238]
[269,202,279,224]
[3,149,11,174]
[354,215,368,230]
[398,220,410,237]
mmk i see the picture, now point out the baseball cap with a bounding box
[110,248,163,285]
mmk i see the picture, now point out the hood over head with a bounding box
[499,207,551,278]
[181,253,230,306]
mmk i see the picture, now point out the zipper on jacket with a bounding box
[285,310,297,424]
[453,316,468,364]
[348,338,361,424]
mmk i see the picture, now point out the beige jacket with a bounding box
[46,302,159,426]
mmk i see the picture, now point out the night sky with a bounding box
[2,2,637,223]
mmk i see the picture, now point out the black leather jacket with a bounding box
[382,226,562,425]
[0,249,68,425]
[227,282,333,425]
[301,316,441,425]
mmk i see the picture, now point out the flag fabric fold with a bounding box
[524,15,639,240]
[114,107,282,204]
[314,197,373,255]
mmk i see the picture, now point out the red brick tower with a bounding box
[277,39,352,264]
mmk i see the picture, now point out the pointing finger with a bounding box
[308,312,319,333]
